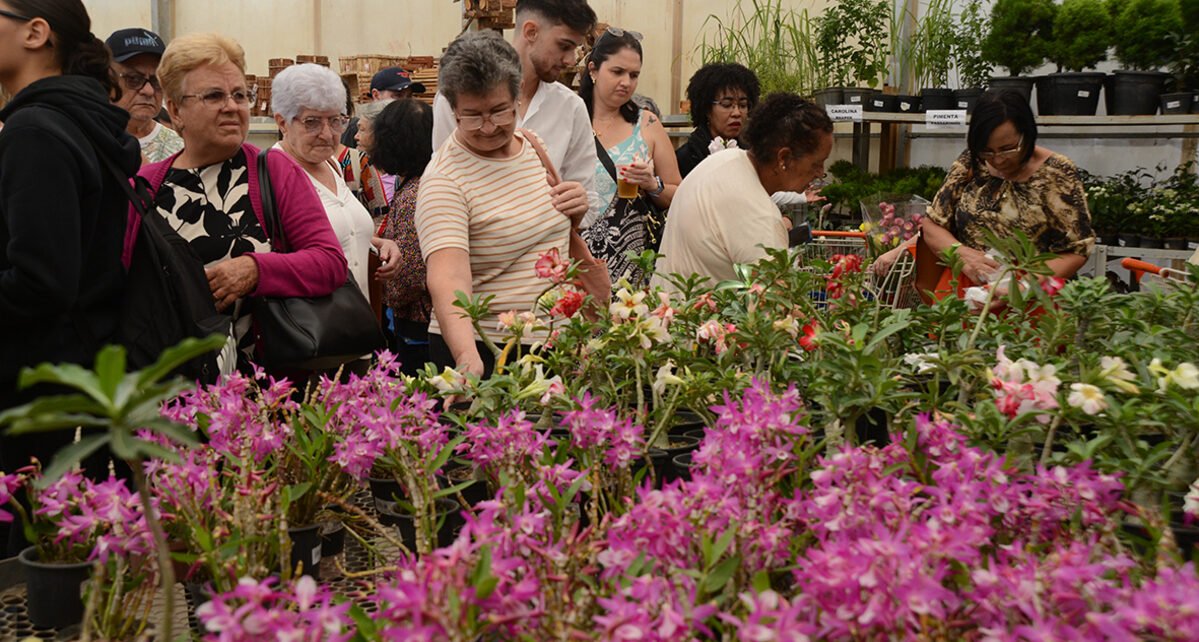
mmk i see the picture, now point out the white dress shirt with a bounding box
[433,81,602,221]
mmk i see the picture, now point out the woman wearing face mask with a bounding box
[919,90,1095,286]
[652,92,834,291]
[579,28,682,284]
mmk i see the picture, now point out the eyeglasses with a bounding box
[178,87,257,108]
[978,136,1024,161]
[712,97,750,111]
[455,107,517,132]
[600,26,644,43]
[0,8,32,22]
[117,72,161,93]
[297,115,350,135]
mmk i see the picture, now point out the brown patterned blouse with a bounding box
[378,176,431,323]
[927,150,1095,257]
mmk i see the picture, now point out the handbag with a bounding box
[521,130,613,307]
[593,135,667,253]
[251,149,385,370]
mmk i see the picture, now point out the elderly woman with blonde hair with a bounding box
[270,64,400,303]
[130,33,346,371]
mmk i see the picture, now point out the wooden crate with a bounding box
[338,54,407,75]
[296,54,330,67]
[341,72,372,104]
[411,66,439,104]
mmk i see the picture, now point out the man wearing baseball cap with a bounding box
[370,67,426,101]
[105,28,182,164]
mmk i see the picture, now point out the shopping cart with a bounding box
[798,231,918,309]
[1121,258,1193,292]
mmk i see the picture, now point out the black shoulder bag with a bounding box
[592,136,667,253]
[251,149,384,370]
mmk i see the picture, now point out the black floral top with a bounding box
[378,176,430,324]
[927,150,1095,257]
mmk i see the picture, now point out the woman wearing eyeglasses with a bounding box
[133,34,346,371]
[579,28,682,284]
[416,31,577,379]
[918,90,1094,287]
[675,62,761,179]
[270,64,400,303]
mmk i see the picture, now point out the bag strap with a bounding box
[594,135,619,183]
[257,148,286,252]
[520,128,560,187]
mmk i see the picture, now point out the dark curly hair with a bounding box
[8,0,119,99]
[516,0,598,35]
[685,62,761,135]
[742,92,833,163]
[367,98,434,179]
[578,30,643,124]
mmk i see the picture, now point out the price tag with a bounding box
[825,104,863,122]
[925,109,967,129]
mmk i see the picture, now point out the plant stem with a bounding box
[131,461,175,642]
[1039,414,1063,465]
[1161,433,1195,482]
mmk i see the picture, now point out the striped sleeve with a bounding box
[415,169,469,259]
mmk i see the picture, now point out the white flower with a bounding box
[1185,479,1199,520]
[1067,383,1107,416]
[707,136,739,154]
[1172,362,1199,390]
[1098,356,1139,394]
[903,352,939,374]
[652,361,683,396]
[773,316,799,339]
[431,366,468,394]
[609,288,648,322]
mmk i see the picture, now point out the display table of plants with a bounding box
[0,237,1197,641]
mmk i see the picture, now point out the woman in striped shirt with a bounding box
[416,31,587,378]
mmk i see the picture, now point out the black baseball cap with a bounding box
[370,67,426,95]
[106,28,166,62]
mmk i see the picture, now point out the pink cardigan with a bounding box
[123,143,347,297]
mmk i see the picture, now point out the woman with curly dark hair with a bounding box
[676,62,761,178]
[363,98,435,374]
[654,93,833,290]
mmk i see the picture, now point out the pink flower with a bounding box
[534,247,569,283]
[550,289,585,318]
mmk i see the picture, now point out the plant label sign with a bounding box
[925,109,967,129]
[826,104,863,123]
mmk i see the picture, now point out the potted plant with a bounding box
[1161,32,1197,114]
[981,0,1055,101]
[1108,0,1181,114]
[952,0,992,111]
[913,0,957,111]
[840,0,893,107]
[814,0,853,105]
[1038,0,1109,115]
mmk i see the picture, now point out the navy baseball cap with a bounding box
[370,67,426,94]
[106,28,166,62]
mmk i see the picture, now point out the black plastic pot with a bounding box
[1035,73,1104,115]
[668,410,706,436]
[1118,232,1142,248]
[813,87,844,106]
[368,475,405,511]
[1105,71,1168,115]
[1141,236,1165,249]
[867,93,898,112]
[842,87,875,107]
[671,452,694,482]
[895,95,922,113]
[953,88,985,112]
[288,523,322,579]
[987,76,1034,102]
[1164,237,1189,250]
[378,498,463,551]
[320,520,346,557]
[19,546,90,629]
[854,407,891,446]
[657,435,701,483]
[1161,92,1194,114]
[439,463,490,506]
[920,88,956,111]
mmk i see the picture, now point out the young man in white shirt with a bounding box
[106,28,183,164]
[433,0,598,222]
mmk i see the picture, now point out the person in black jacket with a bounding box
[676,63,761,179]
[0,0,141,469]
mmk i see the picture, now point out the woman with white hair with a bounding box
[271,63,400,300]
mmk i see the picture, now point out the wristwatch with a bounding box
[648,176,665,198]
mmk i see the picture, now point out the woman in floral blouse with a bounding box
[363,98,434,375]
[921,90,1095,286]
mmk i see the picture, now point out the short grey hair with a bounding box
[356,98,392,124]
[271,63,347,122]
[438,31,521,108]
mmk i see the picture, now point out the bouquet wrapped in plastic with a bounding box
[859,194,930,249]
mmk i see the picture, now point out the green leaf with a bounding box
[37,434,111,487]
[93,345,127,399]
[286,482,313,505]
[704,554,740,593]
[751,570,772,593]
[134,334,227,388]
[110,426,137,460]
[432,480,476,499]
[709,526,737,567]
[17,362,109,408]
[5,414,109,436]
